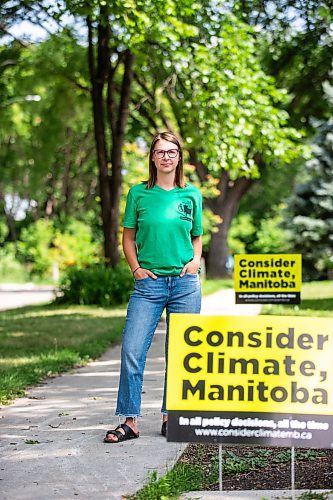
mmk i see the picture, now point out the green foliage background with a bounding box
[0,0,332,287]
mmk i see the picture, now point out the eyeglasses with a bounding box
[153,149,179,159]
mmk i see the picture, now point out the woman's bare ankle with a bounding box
[125,417,138,432]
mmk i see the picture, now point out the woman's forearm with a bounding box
[122,228,139,273]
[192,235,202,263]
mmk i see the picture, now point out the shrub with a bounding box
[51,219,100,270]
[18,219,54,276]
[228,211,293,257]
[0,243,30,283]
[228,213,256,255]
[252,212,292,254]
[17,218,101,279]
[57,263,133,306]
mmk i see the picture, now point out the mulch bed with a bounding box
[179,443,333,491]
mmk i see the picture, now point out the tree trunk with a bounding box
[187,150,264,278]
[87,13,134,267]
[109,49,135,266]
[207,172,253,277]
[87,14,112,264]
[44,165,57,220]
[60,127,73,217]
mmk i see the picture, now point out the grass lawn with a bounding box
[262,280,333,317]
[0,304,126,404]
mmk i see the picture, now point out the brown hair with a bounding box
[147,131,184,188]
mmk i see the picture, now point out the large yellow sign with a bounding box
[234,254,302,304]
[167,314,333,415]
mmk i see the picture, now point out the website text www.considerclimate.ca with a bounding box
[194,427,312,439]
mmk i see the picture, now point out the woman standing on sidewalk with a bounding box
[104,131,202,443]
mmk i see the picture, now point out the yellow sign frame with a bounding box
[234,254,302,304]
[167,314,333,416]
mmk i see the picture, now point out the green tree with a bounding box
[0,31,98,234]
[62,0,205,266]
[233,0,333,128]
[227,0,333,262]
[1,2,306,277]
[1,1,217,266]
[0,41,30,241]
[286,116,333,280]
[131,13,303,275]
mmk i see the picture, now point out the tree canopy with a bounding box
[0,0,331,279]
[286,113,333,280]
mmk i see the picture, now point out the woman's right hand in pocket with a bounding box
[133,267,157,280]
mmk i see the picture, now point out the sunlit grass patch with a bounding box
[0,304,126,404]
[201,278,233,296]
[262,281,333,317]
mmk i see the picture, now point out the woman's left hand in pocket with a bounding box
[180,257,200,277]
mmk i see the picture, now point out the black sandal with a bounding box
[161,421,167,437]
[104,423,139,443]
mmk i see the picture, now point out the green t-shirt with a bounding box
[124,183,203,276]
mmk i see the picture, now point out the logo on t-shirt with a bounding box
[178,200,193,222]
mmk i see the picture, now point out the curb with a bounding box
[180,489,333,499]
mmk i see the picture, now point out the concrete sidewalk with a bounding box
[200,288,261,316]
[0,289,260,499]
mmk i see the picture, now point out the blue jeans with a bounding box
[116,274,201,417]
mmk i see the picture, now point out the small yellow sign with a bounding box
[167,314,333,415]
[234,254,302,304]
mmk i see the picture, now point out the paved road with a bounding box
[0,284,56,311]
[0,284,260,316]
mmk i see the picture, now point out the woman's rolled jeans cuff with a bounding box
[115,413,141,418]
[115,274,201,417]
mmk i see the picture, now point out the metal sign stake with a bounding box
[291,446,296,500]
[219,443,223,492]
